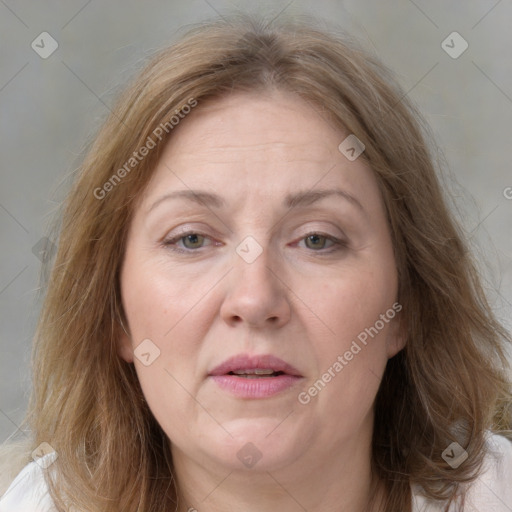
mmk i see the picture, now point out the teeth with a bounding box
[232,369,276,376]
[254,369,275,375]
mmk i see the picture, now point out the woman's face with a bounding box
[118,90,404,475]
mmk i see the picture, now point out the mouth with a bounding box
[209,353,302,377]
[208,354,303,398]
[227,369,287,378]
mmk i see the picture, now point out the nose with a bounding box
[219,243,292,329]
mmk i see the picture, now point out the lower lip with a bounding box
[210,374,302,398]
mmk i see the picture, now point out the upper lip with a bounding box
[209,354,302,377]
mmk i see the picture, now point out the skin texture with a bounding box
[118,90,405,512]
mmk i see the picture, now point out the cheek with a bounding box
[120,252,212,400]
[312,264,397,346]
[122,255,208,349]
[299,264,397,410]
[122,264,205,439]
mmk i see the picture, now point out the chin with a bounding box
[197,417,309,472]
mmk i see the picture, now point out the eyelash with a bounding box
[162,230,348,255]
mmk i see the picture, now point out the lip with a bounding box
[208,354,303,399]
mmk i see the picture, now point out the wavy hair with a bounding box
[5,13,511,512]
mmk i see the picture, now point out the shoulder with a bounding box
[0,440,34,495]
[0,450,57,512]
[412,432,512,512]
[465,433,512,510]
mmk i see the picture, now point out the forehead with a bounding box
[137,90,380,215]
[165,90,341,161]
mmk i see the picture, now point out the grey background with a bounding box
[1,0,511,444]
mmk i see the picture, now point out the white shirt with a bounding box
[411,433,512,511]
[1,434,511,511]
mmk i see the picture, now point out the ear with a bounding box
[116,320,134,363]
[385,309,407,359]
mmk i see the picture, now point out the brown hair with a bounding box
[8,13,511,512]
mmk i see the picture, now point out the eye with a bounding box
[297,232,346,253]
[162,231,215,253]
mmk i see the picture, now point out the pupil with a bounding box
[185,234,201,248]
[307,234,324,249]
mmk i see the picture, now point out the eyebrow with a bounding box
[147,188,365,215]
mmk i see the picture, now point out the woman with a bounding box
[0,14,511,512]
